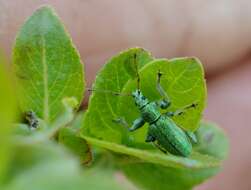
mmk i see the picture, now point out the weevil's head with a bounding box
[132,90,149,109]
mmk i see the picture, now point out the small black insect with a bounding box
[24,111,39,129]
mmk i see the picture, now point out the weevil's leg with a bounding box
[152,142,167,154]
[129,117,145,132]
[156,70,171,109]
[145,133,155,142]
[156,99,171,109]
[113,117,145,132]
[165,110,183,117]
[112,117,129,128]
[185,131,198,144]
[164,103,198,117]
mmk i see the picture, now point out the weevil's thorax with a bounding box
[141,102,161,123]
[132,90,161,123]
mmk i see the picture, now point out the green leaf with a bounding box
[13,6,84,123]
[50,97,78,129]
[82,50,207,154]
[82,48,153,143]
[0,61,16,183]
[58,127,92,164]
[118,122,228,190]
[115,58,206,147]
[83,56,205,147]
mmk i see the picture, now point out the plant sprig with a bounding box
[0,5,228,190]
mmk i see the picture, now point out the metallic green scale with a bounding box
[129,90,193,157]
[149,116,192,157]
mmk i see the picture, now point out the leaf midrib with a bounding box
[41,37,49,122]
[83,136,220,169]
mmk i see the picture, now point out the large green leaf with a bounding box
[82,50,208,158]
[13,6,84,123]
[117,58,206,148]
[118,58,206,134]
[82,54,206,147]
[82,48,153,143]
[119,122,228,190]
[0,61,16,183]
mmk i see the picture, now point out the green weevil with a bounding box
[114,69,197,157]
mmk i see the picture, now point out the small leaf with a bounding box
[58,111,92,164]
[82,48,153,143]
[50,97,78,129]
[13,6,84,123]
[58,127,92,164]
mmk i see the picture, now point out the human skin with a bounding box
[1,1,251,189]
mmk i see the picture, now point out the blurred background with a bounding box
[0,0,251,189]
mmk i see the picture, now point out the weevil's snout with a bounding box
[132,90,140,97]
[132,90,148,108]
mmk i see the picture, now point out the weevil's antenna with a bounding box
[133,53,140,92]
[87,88,131,96]
[157,69,170,100]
